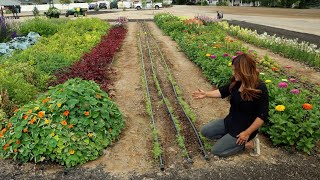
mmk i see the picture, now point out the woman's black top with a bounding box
[219,80,269,141]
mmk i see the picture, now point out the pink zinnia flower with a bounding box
[210,55,217,59]
[236,51,243,55]
[290,89,300,94]
[289,78,297,83]
[278,82,288,88]
[223,53,229,57]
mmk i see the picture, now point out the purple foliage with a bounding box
[194,15,219,25]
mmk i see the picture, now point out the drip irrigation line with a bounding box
[138,21,165,171]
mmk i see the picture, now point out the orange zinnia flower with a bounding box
[84,111,90,116]
[23,115,29,120]
[61,120,67,126]
[0,133,3,138]
[38,111,45,118]
[272,67,279,71]
[14,149,18,153]
[302,103,312,110]
[69,124,74,129]
[214,44,220,48]
[23,128,28,133]
[16,140,20,144]
[63,110,69,117]
[3,143,9,150]
[27,109,32,114]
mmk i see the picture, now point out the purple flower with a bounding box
[278,82,288,88]
[290,89,300,94]
[232,56,237,60]
[223,53,229,57]
[289,78,297,83]
[210,55,217,59]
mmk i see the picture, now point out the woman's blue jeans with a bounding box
[201,119,245,157]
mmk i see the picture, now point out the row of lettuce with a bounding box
[154,13,319,154]
[0,18,127,167]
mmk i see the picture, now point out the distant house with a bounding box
[0,0,21,6]
[18,0,89,5]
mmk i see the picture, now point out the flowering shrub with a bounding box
[0,17,19,42]
[0,79,124,167]
[155,13,320,153]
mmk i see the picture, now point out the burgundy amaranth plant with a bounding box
[54,27,127,91]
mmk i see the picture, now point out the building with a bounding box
[0,0,21,6]
[18,0,90,5]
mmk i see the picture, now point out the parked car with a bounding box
[134,1,162,10]
[110,0,118,9]
[88,3,97,10]
[99,2,108,9]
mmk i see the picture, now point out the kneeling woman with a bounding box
[192,53,269,157]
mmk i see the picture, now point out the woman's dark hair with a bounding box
[230,53,261,101]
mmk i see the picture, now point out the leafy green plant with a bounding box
[0,78,124,167]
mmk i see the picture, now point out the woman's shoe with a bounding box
[249,135,261,157]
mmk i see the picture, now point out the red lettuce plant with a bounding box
[54,27,127,91]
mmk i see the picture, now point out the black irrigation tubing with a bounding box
[141,21,193,163]
[145,25,209,160]
[138,22,165,171]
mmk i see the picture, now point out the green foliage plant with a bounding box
[0,78,124,167]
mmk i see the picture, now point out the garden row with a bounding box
[0,18,128,167]
[218,21,320,69]
[154,13,319,154]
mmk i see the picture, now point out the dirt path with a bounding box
[83,22,155,176]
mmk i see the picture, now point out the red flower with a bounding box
[302,103,312,110]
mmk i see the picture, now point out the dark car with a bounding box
[88,3,97,10]
[110,1,118,9]
[99,3,108,9]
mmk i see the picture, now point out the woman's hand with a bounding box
[236,131,250,145]
[192,89,206,99]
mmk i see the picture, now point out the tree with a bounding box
[60,0,72,4]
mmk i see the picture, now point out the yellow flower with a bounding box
[205,53,211,57]
[51,132,55,137]
[34,107,39,111]
[88,133,93,137]
[228,62,232,67]
[48,105,52,109]
[70,150,75,155]
[57,103,62,108]
[44,119,50,124]
[265,80,272,83]
[275,105,285,112]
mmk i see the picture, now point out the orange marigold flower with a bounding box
[84,111,90,116]
[16,140,20,144]
[70,150,75,155]
[96,94,102,99]
[42,97,50,104]
[38,111,45,118]
[272,67,279,71]
[27,109,32,114]
[69,124,74,129]
[23,128,28,133]
[3,143,9,150]
[23,115,29,120]
[61,120,67,126]
[63,110,69,117]
[7,123,12,128]
[302,103,312,110]
[14,149,18,153]
[0,133,3,138]
[14,108,19,113]
[214,44,221,48]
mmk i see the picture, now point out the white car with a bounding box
[134,1,162,10]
